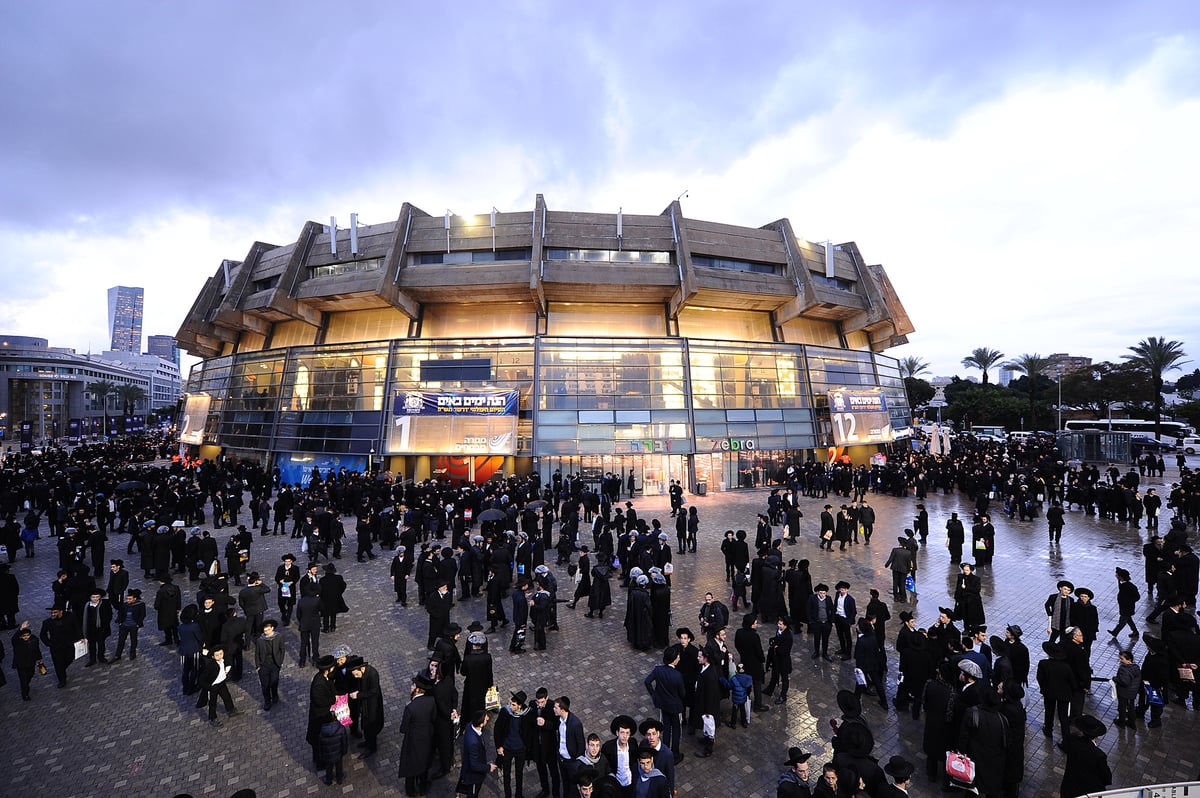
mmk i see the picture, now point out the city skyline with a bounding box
[0,2,1196,378]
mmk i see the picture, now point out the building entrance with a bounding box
[539,454,687,497]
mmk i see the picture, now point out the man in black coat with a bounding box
[81,587,113,665]
[734,612,769,712]
[106,559,130,607]
[1036,642,1078,742]
[307,655,338,766]
[318,563,348,632]
[643,647,687,759]
[1005,624,1030,686]
[274,553,300,626]
[692,647,723,758]
[349,656,384,758]
[426,580,453,649]
[398,673,438,796]
[764,616,795,704]
[237,572,270,639]
[40,601,82,687]
[430,656,460,779]
[807,584,835,661]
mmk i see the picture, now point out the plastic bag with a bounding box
[332,693,353,726]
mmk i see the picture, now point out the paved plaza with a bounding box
[5,458,1199,797]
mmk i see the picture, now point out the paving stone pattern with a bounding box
[5,459,1199,797]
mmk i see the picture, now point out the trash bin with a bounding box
[695,481,707,496]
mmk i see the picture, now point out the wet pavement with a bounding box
[4,456,1199,797]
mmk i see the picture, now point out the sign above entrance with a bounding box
[827,388,895,446]
[711,438,756,451]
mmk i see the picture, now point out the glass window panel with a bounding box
[578,426,612,440]
[695,424,728,438]
[780,317,841,347]
[547,304,666,337]
[615,410,651,423]
[651,410,690,424]
[422,303,536,338]
[755,409,783,421]
[325,308,410,344]
[537,410,577,424]
[678,307,774,343]
[578,410,614,424]
[539,426,580,440]
[271,320,319,348]
[693,410,726,423]
[726,409,755,422]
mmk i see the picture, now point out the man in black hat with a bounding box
[638,717,675,795]
[880,754,914,796]
[1060,715,1111,797]
[777,747,813,797]
[398,672,438,796]
[1045,580,1074,643]
[307,655,339,767]
[427,579,453,649]
[274,553,300,626]
[601,714,638,793]
[1005,624,1029,686]
[349,656,384,758]
[1036,641,1078,742]
[197,645,239,725]
[81,586,112,665]
[114,588,146,660]
[495,690,535,798]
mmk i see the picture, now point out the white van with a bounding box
[1182,437,1200,455]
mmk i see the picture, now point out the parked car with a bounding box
[1130,435,1175,454]
[1181,436,1200,455]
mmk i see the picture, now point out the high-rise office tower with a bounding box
[147,334,180,366]
[108,286,144,353]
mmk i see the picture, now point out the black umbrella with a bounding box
[478,508,508,522]
[116,480,148,492]
[524,499,549,511]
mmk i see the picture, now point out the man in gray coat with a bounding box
[883,538,914,602]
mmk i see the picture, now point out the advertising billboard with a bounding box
[827,389,895,446]
[389,390,518,455]
[179,394,212,445]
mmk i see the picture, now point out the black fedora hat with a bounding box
[836,689,862,717]
[782,747,812,767]
[610,714,637,735]
[883,755,915,781]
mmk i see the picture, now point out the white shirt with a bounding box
[615,742,632,786]
[558,716,569,759]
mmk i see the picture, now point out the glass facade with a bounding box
[186,334,910,490]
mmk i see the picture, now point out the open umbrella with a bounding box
[477,508,508,522]
[116,480,148,492]
[524,499,549,512]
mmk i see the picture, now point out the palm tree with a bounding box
[1123,337,1189,441]
[115,384,147,416]
[899,356,931,379]
[1005,353,1054,429]
[86,379,117,437]
[961,347,1005,385]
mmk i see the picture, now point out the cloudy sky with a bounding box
[2,1,1197,380]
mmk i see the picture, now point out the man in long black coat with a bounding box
[398,673,437,796]
[40,601,82,687]
[349,656,384,757]
[734,613,768,712]
[693,647,723,757]
[307,655,338,767]
[625,576,654,650]
[1036,642,1078,742]
[426,580,453,650]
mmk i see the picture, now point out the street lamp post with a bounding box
[1055,365,1063,432]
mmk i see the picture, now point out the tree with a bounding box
[961,347,1005,385]
[1123,337,1189,441]
[1004,353,1055,430]
[903,377,935,411]
[86,380,116,412]
[1176,368,1200,401]
[899,356,931,379]
[1059,362,1152,419]
[115,384,147,415]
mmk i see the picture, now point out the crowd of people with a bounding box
[2,432,1199,797]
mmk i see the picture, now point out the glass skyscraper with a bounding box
[108,285,144,353]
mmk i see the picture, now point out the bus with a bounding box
[1063,419,1194,442]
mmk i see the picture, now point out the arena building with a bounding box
[175,196,915,491]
